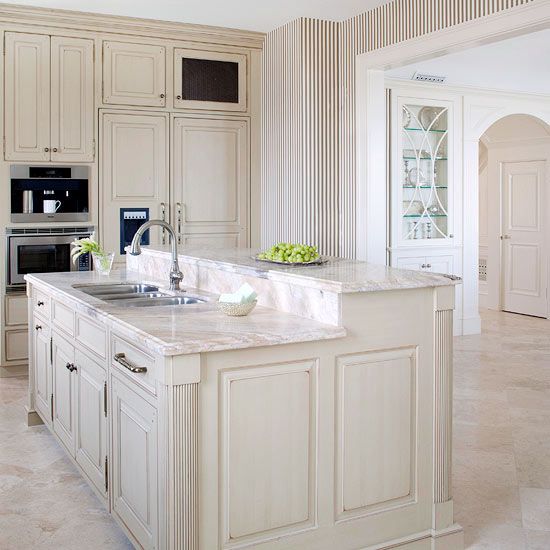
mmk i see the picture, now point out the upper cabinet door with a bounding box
[5,32,50,161]
[50,37,94,162]
[103,41,166,107]
[172,116,249,247]
[173,48,247,112]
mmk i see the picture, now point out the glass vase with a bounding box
[92,252,114,275]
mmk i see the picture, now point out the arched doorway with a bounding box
[478,114,550,318]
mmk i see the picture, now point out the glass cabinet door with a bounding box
[398,99,452,243]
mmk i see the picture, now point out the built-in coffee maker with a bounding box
[10,165,89,222]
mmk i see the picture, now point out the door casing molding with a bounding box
[356,1,550,334]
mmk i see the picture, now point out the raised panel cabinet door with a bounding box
[75,350,107,496]
[173,48,247,112]
[425,254,454,275]
[52,333,76,456]
[172,116,249,247]
[395,255,426,272]
[111,375,157,550]
[5,32,50,161]
[33,318,51,424]
[50,36,94,162]
[103,41,166,107]
[100,111,169,263]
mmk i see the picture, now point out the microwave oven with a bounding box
[7,227,94,288]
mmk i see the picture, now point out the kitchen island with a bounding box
[26,247,463,550]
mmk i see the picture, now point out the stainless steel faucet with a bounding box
[129,220,183,291]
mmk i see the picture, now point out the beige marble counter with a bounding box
[129,246,459,293]
[25,270,346,356]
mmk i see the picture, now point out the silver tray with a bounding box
[253,255,328,267]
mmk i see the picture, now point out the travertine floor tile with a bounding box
[520,488,550,531]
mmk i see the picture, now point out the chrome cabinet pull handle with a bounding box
[160,93,165,99]
[176,202,182,245]
[44,147,49,152]
[65,362,76,372]
[114,352,147,373]
[52,147,58,152]
[37,301,44,306]
[35,324,42,331]
[160,202,166,245]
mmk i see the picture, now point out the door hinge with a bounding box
[50,394,54,421]
[92,139,96,157]
[103,381,107,417]
[104,456,108,492]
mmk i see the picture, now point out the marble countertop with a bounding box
[138,246,460,293]
[25,270,346,357]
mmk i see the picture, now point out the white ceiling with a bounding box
[5,0,388,32]
[386,29,550,95]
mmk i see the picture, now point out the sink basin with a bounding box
[115,296,205,307]
[75,283,161,296]
[73,283,205,307]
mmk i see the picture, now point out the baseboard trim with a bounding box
[461,315,482,335]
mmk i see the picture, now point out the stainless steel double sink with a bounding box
[73,283,205,307]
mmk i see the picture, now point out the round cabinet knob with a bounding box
[35,324,42,331]
[71,365,77,373]
[52,147,58,152]
[66,362,72,371]
[176,95,182,100]
[160,93,165,99]
[37,301,44,306]
[44,147,49,152]
[426,264,432,269]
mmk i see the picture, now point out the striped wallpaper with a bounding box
[261,0,535,257]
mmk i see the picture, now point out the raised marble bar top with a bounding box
[25,270,346,357]
[129,246,459,293]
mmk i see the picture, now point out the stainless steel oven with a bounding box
[7,227,94,288]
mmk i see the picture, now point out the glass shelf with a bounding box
[403,127,447,133]
[403,213,447,218]
[403,156,448,161]
[403,185,448,189]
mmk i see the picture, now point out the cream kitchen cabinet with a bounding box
[52,330,77,454]
[172,116,249,247]
[100,110,169,263]
[103,41,166,107]
[4,32,94,162]
[111,372,158,550]
[75,349,108,497]
[395,253,455,275]
[173,47,247,112]
[32,315,52,424]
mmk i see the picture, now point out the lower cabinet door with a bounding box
[75,350,108,497]
[33,318,52,424]
[395,255,426,271]
[52,333,76,455]
[425,254,454,275]
[111,374,158,549]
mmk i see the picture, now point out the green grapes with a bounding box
[257,242,320,264]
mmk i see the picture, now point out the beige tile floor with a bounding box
[454,309,550,549]
[0,309,549,549]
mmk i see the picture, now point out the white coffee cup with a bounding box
[43,199,61,213]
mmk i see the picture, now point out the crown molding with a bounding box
[0,2,265,49]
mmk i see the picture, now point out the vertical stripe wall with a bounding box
[261,0,535,257]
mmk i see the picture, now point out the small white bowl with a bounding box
[218,300,257,317]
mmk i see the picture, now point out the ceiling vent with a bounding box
[412,72,446,84]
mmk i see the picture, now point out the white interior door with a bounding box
[502,160,548,318]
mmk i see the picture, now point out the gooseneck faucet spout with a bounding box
[129,220,183,291]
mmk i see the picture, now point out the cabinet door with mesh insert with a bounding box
[174,48,247,112]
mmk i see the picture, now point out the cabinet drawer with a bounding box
[5,293,28,326]
[32,288,51,318]
[5,328,28,362]
[75,314,107,361]
[52,300,75,336]
[111,334,156,395]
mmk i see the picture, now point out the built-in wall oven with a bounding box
[7,227,94,288]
